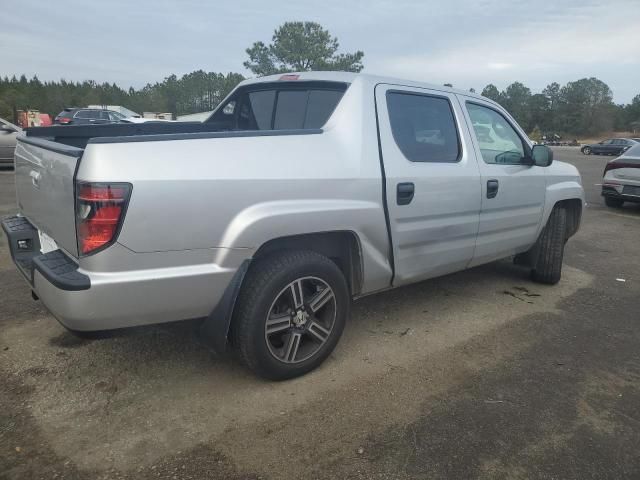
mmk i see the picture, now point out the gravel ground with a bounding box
[1,147,639,479]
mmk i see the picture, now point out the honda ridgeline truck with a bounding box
[2,72,584,379]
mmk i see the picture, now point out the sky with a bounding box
[1,0,638,103]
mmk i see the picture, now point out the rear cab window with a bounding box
[208,81,348,131]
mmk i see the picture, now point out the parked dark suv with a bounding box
[54,108,127,125]
[581,138,637,156]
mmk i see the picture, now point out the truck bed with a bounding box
[24,121,227,149]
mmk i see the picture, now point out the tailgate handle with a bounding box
[29,170,41,188]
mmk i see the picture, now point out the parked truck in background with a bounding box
[2,72,584,379]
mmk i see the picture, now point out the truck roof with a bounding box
[238,71,491,104]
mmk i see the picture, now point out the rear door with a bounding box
[595,139,613,154]
[614,139,631,155]
[460,98,546,266]
[375,84,482,286]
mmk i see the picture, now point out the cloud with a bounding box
[487,63,515,70]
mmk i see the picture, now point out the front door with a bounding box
[459,98,546,266]
[375,84,482,286]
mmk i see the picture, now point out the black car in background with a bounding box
[581,138,637,156]
[54,108,127,125]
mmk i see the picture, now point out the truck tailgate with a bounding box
[14,136,83,258]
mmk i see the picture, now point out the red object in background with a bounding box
[39,114,52,126]
[16,110,48,128]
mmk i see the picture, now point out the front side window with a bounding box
[466,103,527,165]
[386,92,460,163]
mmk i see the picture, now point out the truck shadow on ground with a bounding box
[43,258,547,377]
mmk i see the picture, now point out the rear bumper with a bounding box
[601,184,640,203]
[2,216,89,291]
[2,215,241,332]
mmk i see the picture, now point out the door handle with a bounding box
[397,182,415,205]
[487,179,499,199]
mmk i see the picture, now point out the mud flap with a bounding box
[198,259,250,354]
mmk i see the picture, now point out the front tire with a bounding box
[232,250,349,380]
[605,197,624,208]
[531,207,567,285]
[582,146,591,155]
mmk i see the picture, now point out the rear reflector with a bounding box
[76,182,131,255]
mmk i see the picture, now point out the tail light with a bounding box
[75,182,131,255]
[604,161,640,176]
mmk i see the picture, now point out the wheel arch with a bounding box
[253,231,364,296]
[555,198,582,240]
[537,175,584,240]
[199,230,364,354]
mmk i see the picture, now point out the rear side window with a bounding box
[75,110,99,119]
[386,92,461,163]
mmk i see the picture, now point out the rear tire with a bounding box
[231,250,349,380]
[605,197,624,208]
[582,146,591,155]
[531,207,567,285]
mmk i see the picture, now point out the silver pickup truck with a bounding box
[2,72,584,379]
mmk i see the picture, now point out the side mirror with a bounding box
[0,125,15,133]
[531,144,553,167]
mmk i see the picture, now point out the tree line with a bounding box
[0,71,245,120]
[480,78,640,138]
[0,20,638,137]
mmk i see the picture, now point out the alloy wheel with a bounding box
[264,276,336,364]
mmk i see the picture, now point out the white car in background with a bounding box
[602,143,640,208]
[119,117,175,123]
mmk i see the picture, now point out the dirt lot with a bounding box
[1,147,639,479]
